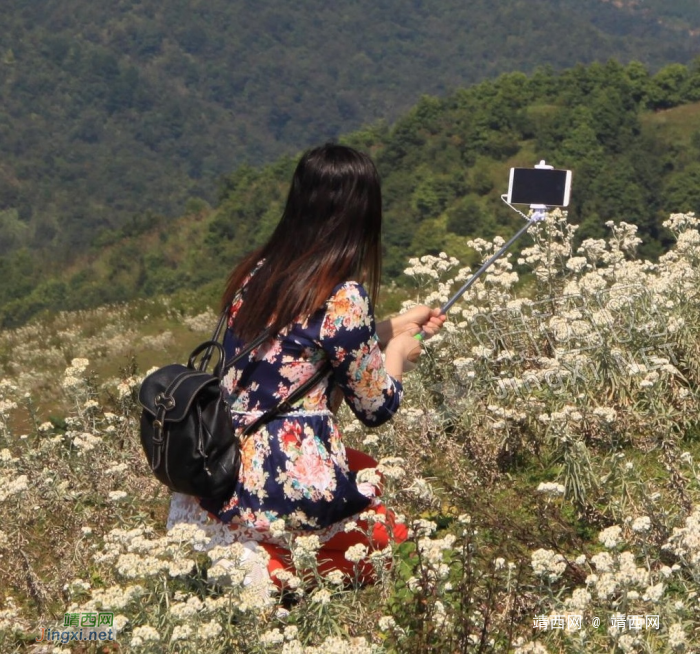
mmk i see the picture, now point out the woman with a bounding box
[168,143,444,584]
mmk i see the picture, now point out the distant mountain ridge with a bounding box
[0,0,699,258]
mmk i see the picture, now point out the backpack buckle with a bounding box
[155,394,175,410]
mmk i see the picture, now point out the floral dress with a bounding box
[168,278,403,547]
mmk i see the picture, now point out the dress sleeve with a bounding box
[318,281,403,427]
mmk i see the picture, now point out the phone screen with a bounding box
[508,168,571,206]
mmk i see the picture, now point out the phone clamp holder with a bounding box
[528,160,553,222]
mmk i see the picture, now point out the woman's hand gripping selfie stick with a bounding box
[415,204,548,341]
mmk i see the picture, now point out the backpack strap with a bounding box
[240,362,333,437]
[195,310,271,375]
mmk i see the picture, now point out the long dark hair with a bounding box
[222,143,383,341]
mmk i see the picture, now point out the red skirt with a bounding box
[261,447,408,585]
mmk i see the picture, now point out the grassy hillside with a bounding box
[0,0,699,257]
[641,101,700,146]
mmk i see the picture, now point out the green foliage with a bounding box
[648,63,692,109]
[663,162,700,214]
[5,60,700,327]
[0,0,700,261]
[446,196,486,237]
[0,209,30,255]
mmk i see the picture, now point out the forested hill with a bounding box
[1,0,700,257]
[4,60,700,329]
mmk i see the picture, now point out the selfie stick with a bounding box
[415,161,552,341]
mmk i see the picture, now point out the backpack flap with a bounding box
[139,366,222,422]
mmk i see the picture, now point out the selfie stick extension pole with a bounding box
[442,216,536,314]
[415,205,547,341]
[414,159,557,341]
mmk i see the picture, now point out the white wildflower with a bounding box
[643,583,665,603]
[356,468,382,486]
[197,620,222,640]
[260,629,284,645]
[471,345,492,359]
[536,482,565,497]
[378,616,397,631]
[344,544,368,564]
[668,623,686,650]
[131,625,159,644]
[170,625,192,642]
[565,588,591,611]
[598,525,623,549]
[592,406,616,423]
[631,516,651,533]
[325,569,346,585]
[590,552,614,573]
[410,519,437,537]
[311,588,332,605]
[531,549,566,582]
[566,256,588,273]
[377,457,405,480]
[269,519,287,537]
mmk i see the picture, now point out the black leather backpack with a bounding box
[139,315,329,500]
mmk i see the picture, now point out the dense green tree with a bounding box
[470,161,494,197]
[588,158,650,228]
[411,171,456,219]
[557,111,604,166]
[648,63,691,109]
[589,87,640,154]
[663,163,700,215]
[683,56,700,102]
[410,219,446,257]
[625,60,653,105]
[0,210,30,255]
[446,196,486,237]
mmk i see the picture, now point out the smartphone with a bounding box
[507,167,572,207]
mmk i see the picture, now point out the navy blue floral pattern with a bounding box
[199,278,403,539]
